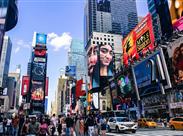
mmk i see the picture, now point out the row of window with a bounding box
[93,37,114,41]
[92,41,114,46]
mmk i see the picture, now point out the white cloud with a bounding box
[47,32,72,51]
[14,46,20,54]
[16,39,31,49]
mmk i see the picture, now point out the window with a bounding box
[102,101,106,110]
[97,37,99,40]
[111,39,114,41]
[108,39,110,41]
[93,41,95,44]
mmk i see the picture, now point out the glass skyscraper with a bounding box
[68,39,86,80]
[110,0,138,37]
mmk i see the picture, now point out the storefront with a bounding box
[169,102,183,117]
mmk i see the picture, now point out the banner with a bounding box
[31,80,44,101]
[71,86,76,109]
[45,77,49,96]
[76,79,85,98]
[65,66,76,77]
[123,13,155,66]
[21,76,30,96]
[34,49,47,57]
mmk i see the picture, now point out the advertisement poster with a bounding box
[21,76,30,96]
[122,13,155,66]
[99,43,114,77]
[173,16,183,31]
[167,36,183,85]
[45,77,49,96]
[36,33,47,46]
[65,66,76,77]
[31,80,44,101]
[32,62,46,81]
[76,79,85,98]
[87,44,100,90]
[34,49,47,57]
[168,0,183,23]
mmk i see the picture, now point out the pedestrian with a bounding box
[75,116,80,136]
[79,117,85,136]
[50,114,57,135]
[0,115,4,135]
[6,116,13,135]
[12,114,19,136]
[39,118,50,136]
[27,116,40,136]
[21,117,29,136]
[61,116,66,136]
[57,117,62,136]
[65,114,74,136]
[100,115,107,136]
[86,113,95,136]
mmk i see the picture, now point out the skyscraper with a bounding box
[68,39,86,80]
[0,36,12,90]
[147,0,173,41]
[110,0,138,37]
[84,0,97,45]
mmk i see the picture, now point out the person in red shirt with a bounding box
[39,118,49,136]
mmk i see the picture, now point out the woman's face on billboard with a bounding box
[88,45,98,75]
[100,44,113,66]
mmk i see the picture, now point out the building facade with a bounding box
[110,0,138,37]
[0,36,12,90]
[68,39,86,80]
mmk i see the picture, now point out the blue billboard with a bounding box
[36,33,47,45]
[65,66,76,77]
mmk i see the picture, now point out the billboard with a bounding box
[36,33,47,46]
[32,62,46,81]
[21,76,30,96]
[132,49,171,97]
[99,43,114,77]
[87,44,100,90]
[76,79,86,98]
[169,0,183,23]
[173,16,183,31]
[123,14,155,66]
[45,77,49,96]
[65,66,76,77]
[34,49,47,57]
[31,80,44,101]
[167,36,183,86]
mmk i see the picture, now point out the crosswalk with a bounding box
[107,129,183,136]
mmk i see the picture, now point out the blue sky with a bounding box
[7,0,148,113]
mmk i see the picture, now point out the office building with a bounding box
[68,39,86,80]
[8,65,21,108]
[97,0,110,12]
[110,0,138,37]
[147,0,173,41]
[0,36,12,90]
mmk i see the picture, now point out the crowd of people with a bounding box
[0,112,107,136]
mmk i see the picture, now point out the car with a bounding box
[169,117,183,130]
[138,118,157,128]
[107,117,138,133]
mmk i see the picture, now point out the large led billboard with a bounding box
[167,36,183,86]
[65,66,76,77]
[169,0,183,23]
[36,33,47,46]
[32,62,46,81]
[21,76,30,96]
[31,80,44,101]
[123,14,155,66]
[99,43,114,77]
[132,49,171,98]
[87,44,100,90]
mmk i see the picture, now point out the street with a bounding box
[107,128,183,136]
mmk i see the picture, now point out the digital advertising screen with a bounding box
[87,44,100,90]
[65,66,76,77]
[45,77,49,96]
[36,33,47,46]
[167,36,183,86]
[132,49,170,97]
[123,13,155,66]
[31,80,44,101]
[99,43,114,77]
[34,49,47,57]
[168,0,183,23]
[21,76,30,96]
[173,16,183,31]
[32,62,46,81]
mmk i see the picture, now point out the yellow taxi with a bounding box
[169,117,183,130]
[138,118,157,128]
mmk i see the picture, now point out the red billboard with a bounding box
[173,16,183,31]
[76,79,86,98]
[21,76,30,96]
[45,77,49,96]
[123,13,155,66]
[31,80,44,101]
[34,49,46,57]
